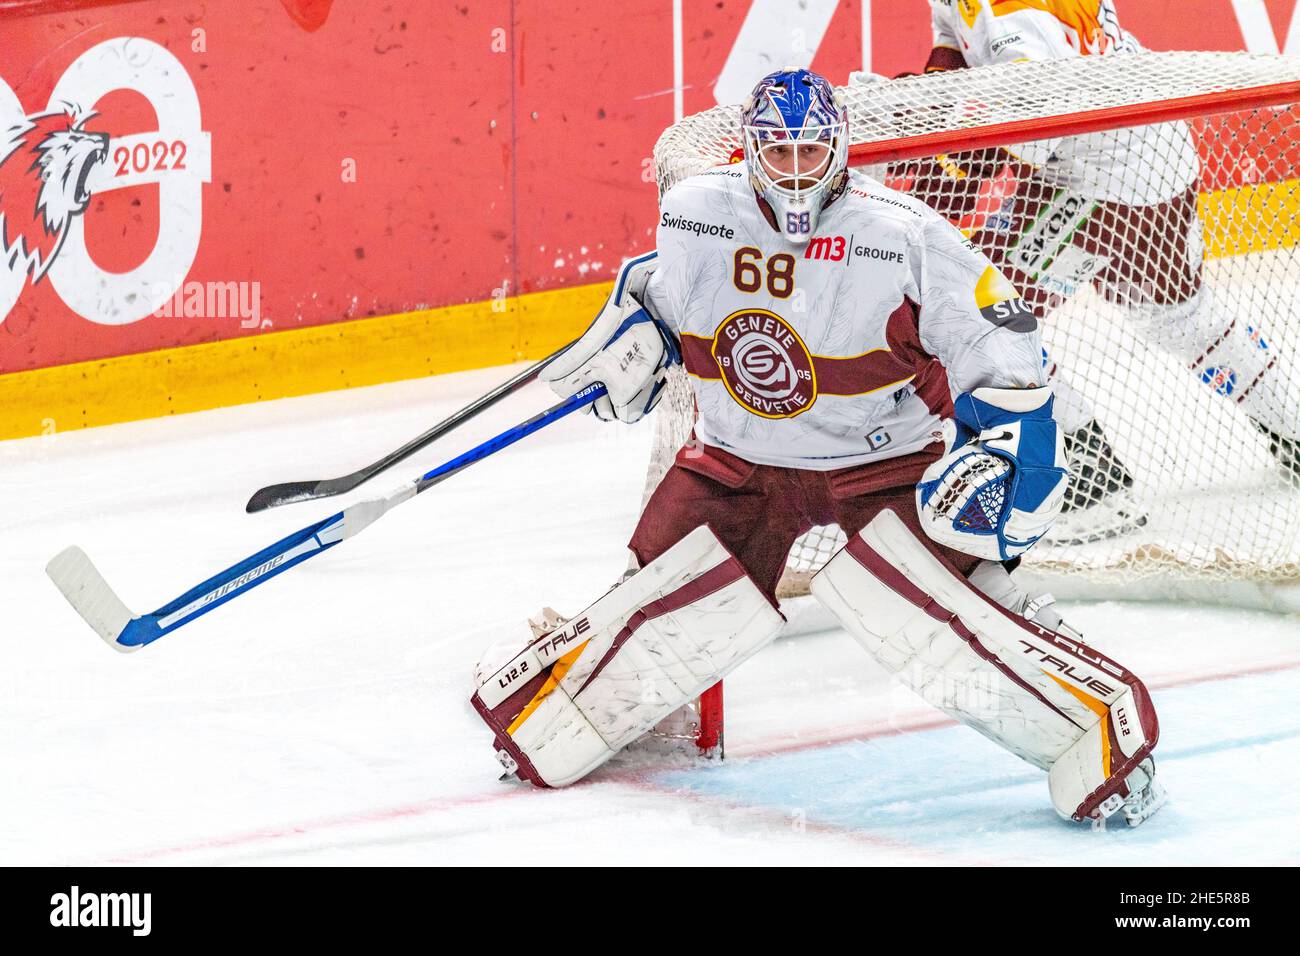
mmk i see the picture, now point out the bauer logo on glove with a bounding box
[916,385,1068,562]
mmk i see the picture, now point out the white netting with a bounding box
[642,52,1300,599]
[653,52,1300,191]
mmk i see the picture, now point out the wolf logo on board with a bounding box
[0,107,108,283]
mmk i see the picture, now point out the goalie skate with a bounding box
[1045,493,1148,547]
[1087,757,1168,828]
[1045,420,1148,545]
[1256,421,1300,488]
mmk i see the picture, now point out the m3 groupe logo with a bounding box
[49,885,151,937]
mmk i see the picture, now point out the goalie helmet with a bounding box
[741,68,849,244]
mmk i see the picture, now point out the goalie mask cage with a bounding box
[645,51,1300,626]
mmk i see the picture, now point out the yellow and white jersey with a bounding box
[642,163,1044,471]
[931,0,1138,62]
[928,0,1200,204]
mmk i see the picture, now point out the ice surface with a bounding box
[2,363,1298,865]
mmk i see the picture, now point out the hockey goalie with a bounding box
[470,68,1164,827]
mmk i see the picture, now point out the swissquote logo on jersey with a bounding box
[712,308,816,418]
[975,265,1036,332]
[0,107,107,283]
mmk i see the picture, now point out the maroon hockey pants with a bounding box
[629,440,982,603]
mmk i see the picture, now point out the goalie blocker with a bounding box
[813,508,1162,825]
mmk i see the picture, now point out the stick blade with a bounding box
[46,546,140,653]
[245,481,321,513]
[246,475,365,512]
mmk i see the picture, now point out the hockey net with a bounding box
[644,51,1300,611]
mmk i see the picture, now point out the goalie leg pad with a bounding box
[471,525,784,787]
[810,508,1159,823]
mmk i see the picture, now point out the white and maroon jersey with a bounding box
[642,163,1045,471]
[928,0,1199,205]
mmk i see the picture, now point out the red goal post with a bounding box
[843,78,1300,167]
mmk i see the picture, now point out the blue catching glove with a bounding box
[916,386,1068,561]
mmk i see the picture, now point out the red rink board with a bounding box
[0,0,1284,374]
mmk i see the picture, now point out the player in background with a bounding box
[471,69,1164,828]
[897,0,1300,540]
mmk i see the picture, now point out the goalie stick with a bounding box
[245,344,570,513]
[46,384,606,653]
